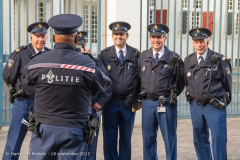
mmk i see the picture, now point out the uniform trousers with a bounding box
[142,98,177,160]
[29,124,87,160]
[86,109,101,160]
[2,98,34,160]
[190,100,227,160]
[102,99,135,160]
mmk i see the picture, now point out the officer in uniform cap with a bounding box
[77,31,87,45]
[76,30,112,160]
[76,31,91,54]
[184,27,232,160]
[98,21,141,160]
[138,23,185,160]
[25,14,112,160]
[2,21,50,160]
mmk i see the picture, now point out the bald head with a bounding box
[52,32,78,46]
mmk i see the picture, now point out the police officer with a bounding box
[24,14,112,160]
[2,22,49,160]
[138,23,185,160]
[98,21,141,160]
[184,28,232,160]
[77,31,111,160]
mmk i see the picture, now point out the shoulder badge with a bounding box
[7,59,14,68]
[225,66,231,75]
[180,68,184,75]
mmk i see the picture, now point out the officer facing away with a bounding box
[2,22,50,160]
[184,28,232,160]
[24,14,112,160]
[98,21,141,160]
[138,23,185,160]
[77,31,112,160]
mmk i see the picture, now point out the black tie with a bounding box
[199,56,204,65]
[119,50,124,64]
[154,53,159,63]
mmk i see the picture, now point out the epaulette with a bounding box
[141,50,147,54]
[98,47,110,55]
[185,52,195,58]
[14,45,27,54]
[101,47,110,53]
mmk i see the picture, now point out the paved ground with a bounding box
[0,118,240,160]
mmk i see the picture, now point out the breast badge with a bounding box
[142,66,145,71]
[107,65,111,70]
[7,59,14,68]
[187,71,191,77]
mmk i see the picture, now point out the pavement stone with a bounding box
[0,118,239,160]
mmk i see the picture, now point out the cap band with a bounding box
[31,27,47,33]
[54,28,77,35]
[112,26,128,31]
[192,32,208,37]
[150,28,166,34]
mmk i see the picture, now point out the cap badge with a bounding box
[154,25,158,29]
[222,56,226,61]
[79,33,82,37]
[187,72,191,77]
[38,24,42,28]
[107,65,111,70]
[196,28,200,33]
[116,23,120,28]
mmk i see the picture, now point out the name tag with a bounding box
[157,106,166,112]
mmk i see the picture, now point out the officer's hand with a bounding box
[81,46,91,54]
[136,102,142,110]
[93,102,102,110]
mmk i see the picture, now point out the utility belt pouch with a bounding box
[139,92,147,99]
[169,89,177,104]
[124,94,134,107]
[225,92,230,105]
[9,85,16,104]
[185,91,191,103]
[209,98,225,109]
[84,117,99,145]
[13,89,25,100]
[28,111,40,137]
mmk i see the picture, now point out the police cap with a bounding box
[77,31,87,45]
[109,21,131,33]
[27,22,49,35]
[48,14,82,35]
[189,27,211,40]
[147,23,169,36]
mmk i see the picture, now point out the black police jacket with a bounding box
[138,46,185,100]
[24,42,112,128]
[98,44,140,99]
[184,49,232,105]
[2,43,50,99]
